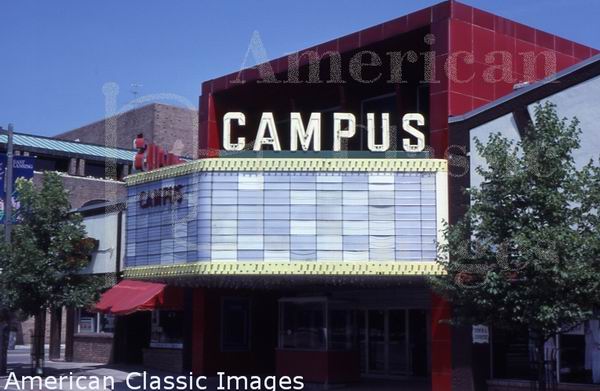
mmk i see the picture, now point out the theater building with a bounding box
[95,1,598,390]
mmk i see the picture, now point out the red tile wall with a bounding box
[447,1,596,116]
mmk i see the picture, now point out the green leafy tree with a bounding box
[431,103,600,390]
[0,172,103,373]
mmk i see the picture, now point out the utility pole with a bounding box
[0,123,14,376]
[5,123,14,242]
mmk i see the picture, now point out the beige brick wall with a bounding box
[54,103,198,158]
[32,172,125,209]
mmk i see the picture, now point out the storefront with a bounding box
[117,155,448,384]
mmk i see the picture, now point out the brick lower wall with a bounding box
[73,333,114,363]
[32,173,126,209]
[143,348,183,373]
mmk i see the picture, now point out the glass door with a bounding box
[367,310,386,373]
[361,309,414,376]
[388,310,409,375]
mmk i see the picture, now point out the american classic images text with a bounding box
[223,112,426,152]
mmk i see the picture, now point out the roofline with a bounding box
[53,102,197,139]
[0,130,137,153]
[201,0,598,94]
[202,0,448,89]
[72,200,126,215]
[448,53,600,126]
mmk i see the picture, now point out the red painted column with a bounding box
[206,93,220,158]
[191,288,207,375]
[431,292,452,391]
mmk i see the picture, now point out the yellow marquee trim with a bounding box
[125,158,448,186]
[122,261,446,279]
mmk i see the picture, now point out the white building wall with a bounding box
[469,114,520,190]
[470,75,600,189]
[81,212,120,274]
[530,74,600,168]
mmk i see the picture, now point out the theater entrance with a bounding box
[359,309,429,378]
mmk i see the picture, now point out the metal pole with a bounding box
[0,123,13,376]
[4,123,13,242]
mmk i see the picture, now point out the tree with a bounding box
[0,172,103,374]
[431,102,600,391]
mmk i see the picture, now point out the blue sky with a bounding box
[1,0,599,137]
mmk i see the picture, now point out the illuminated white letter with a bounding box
[290,112,321,151]
[333,113,356,151]
[367,113,390,152]
[223,112,246,151]
[402,113,426,152]
[254,113,281,151]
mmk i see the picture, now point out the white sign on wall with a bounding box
[472,325,490,344]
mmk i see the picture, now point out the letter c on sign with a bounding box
[223,112,247,151]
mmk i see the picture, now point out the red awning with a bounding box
[94,280,167,315]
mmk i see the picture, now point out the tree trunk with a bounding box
[0,320,8,376]
[32,310,46,375]
[64,307,75,362]
[49,307,62,360]
[536,338,547,391]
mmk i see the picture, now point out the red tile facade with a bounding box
[197,2,598,389]
[448,0,594,116]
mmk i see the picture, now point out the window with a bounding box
[281,301,326,350]
[558,320,600,385]
[491,327,533,380]
[491,321,600,385]
[34,155,69,173]
[77,309,114,334]
[150,310,183,349]
[221,298,251,351]
[279,298,354,351]
[85,161,108,179]
[329,308,354,351]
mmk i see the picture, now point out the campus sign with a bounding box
[223,112,426,153]
[138,185,184,209]
[133,134,184,172]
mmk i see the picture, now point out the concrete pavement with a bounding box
[0,347,430,391]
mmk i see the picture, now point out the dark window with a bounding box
[33,156,69,173]
[221,298,251,351]
[280,301,326,350]
[558,321,600,385]
[84,161,107,178]
[150,310,183,348]
[492,327,533,380]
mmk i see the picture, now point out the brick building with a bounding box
[55,103,198,159]
[0,132,133,350]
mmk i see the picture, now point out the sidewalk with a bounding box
[2,348,202,391]
[0,348,430,391]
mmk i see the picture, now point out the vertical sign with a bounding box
[0,155,35,223]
